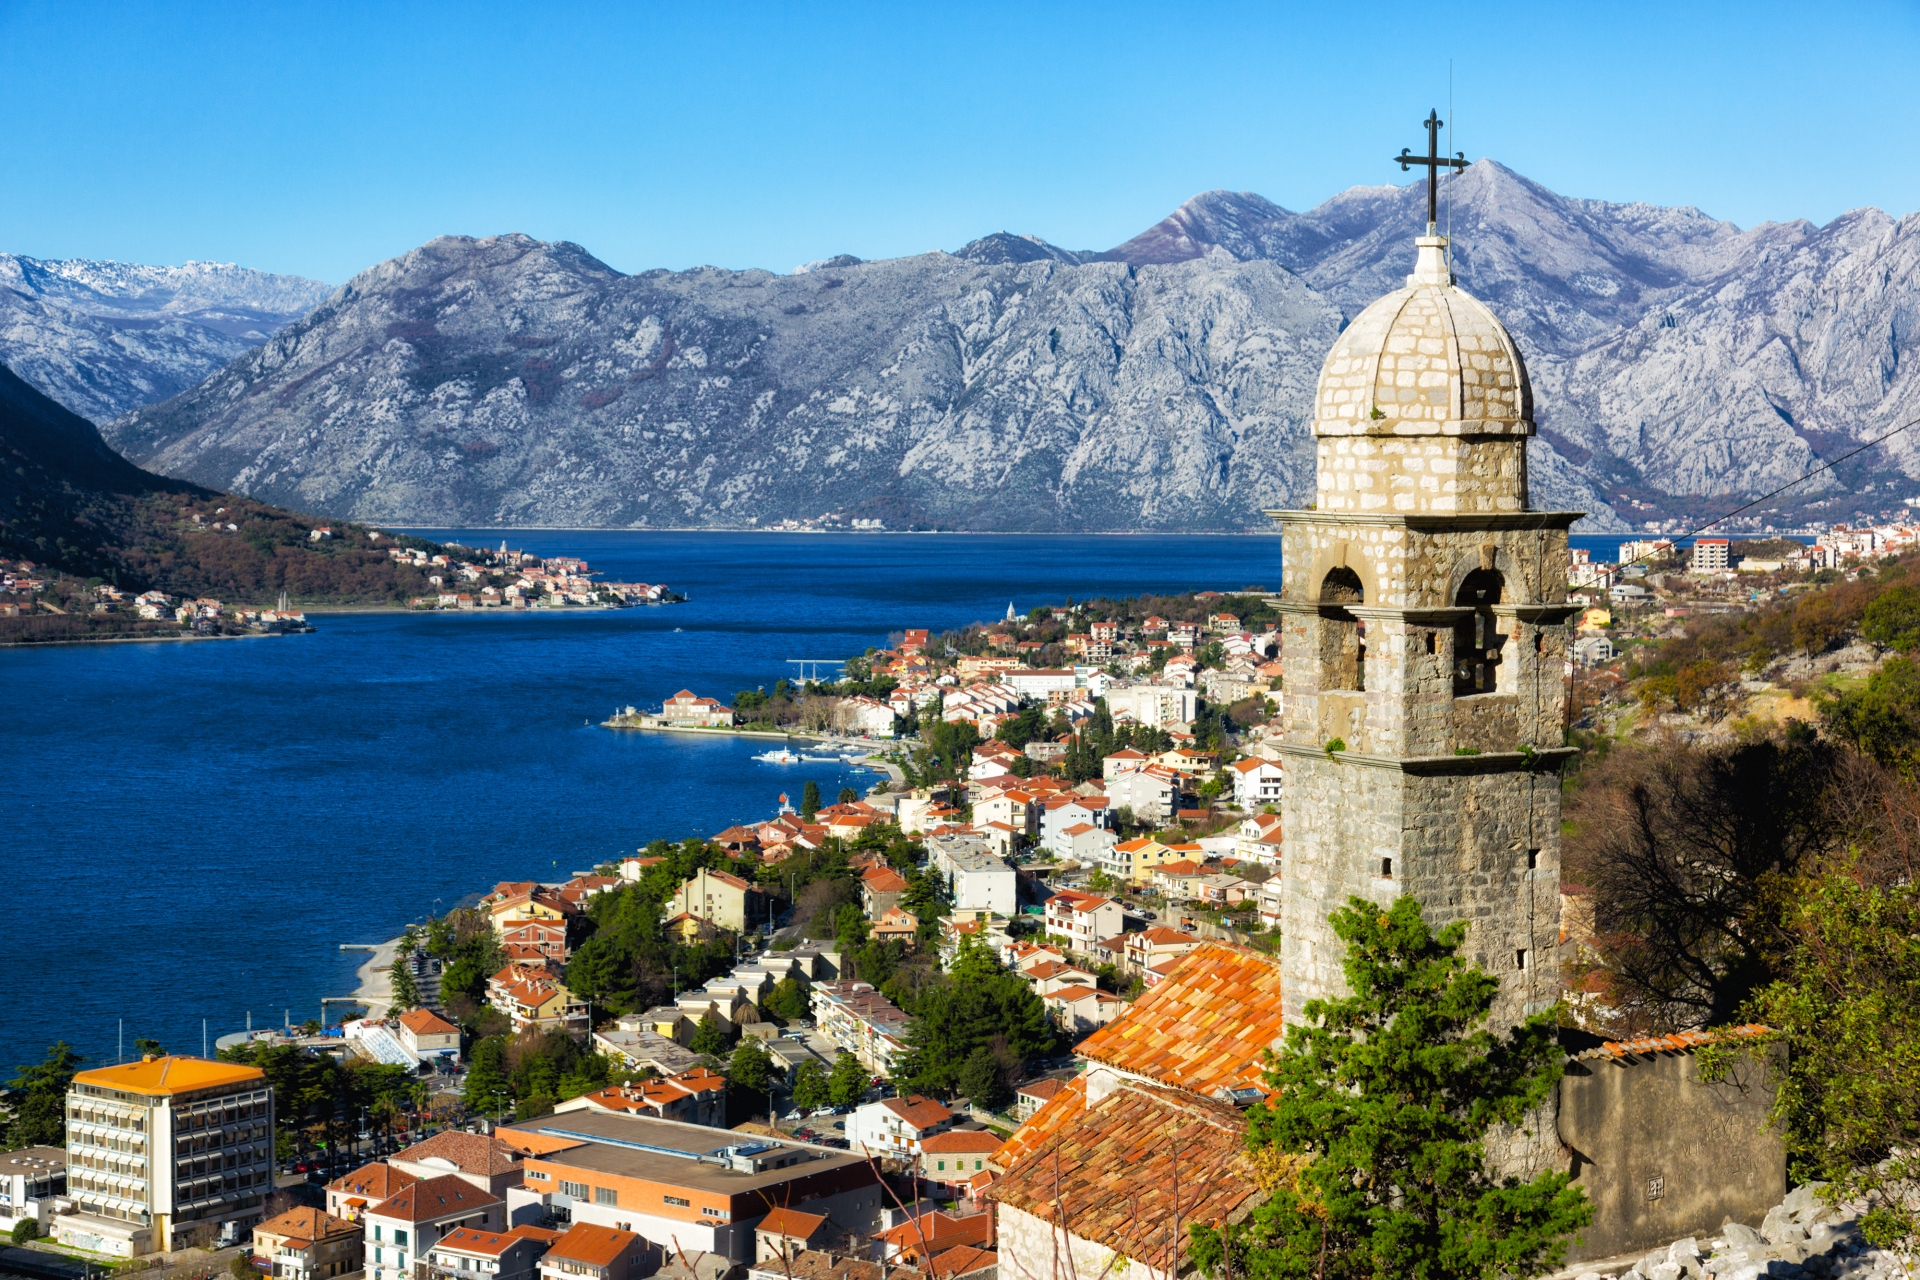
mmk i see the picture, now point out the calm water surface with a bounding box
[3,529,1638,1070]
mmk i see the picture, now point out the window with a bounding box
[1453,569,1504,696]
[702,1207,727,1219]
[594,1188,618,1206]
[560,1182,588,1199]
[395,1231,408,1248]
[663,1196,690,1208]
[1318,567,1365,692]
[1379,857,1392,878]
[374,1228,383,1243]
[1526,848,1539,870]
[936,1160,945,1171]
[975,1160,983,1170]
[526,1170,549,1181]
[1516,949,1529,971]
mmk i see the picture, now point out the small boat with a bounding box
[755,748,803,764]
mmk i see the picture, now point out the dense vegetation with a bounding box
[0,358,449,613]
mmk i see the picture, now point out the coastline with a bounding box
[348,938,401,1020]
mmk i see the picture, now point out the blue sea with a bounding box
[3,528,1637,1071]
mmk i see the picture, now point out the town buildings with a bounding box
[252,1206,362,1280]
[673,868,767,933]
[659,691,736,728]
[500,1111,883,1265]
[536,1224,648,1280]
[59,1054,275,1256]
[363,1175,504,1280]
[843,1096,955,1159]
[0,1146,65,1240]
[810,981,913,1075]
[426,1224,563,1280]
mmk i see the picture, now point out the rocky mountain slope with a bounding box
[0,255,331,423]
[97,162,1920,531]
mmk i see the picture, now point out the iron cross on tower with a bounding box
[1394,109,1469,231]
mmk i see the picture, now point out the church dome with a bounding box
[1313,236,1532,437]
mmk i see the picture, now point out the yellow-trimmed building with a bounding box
[1103,836,1181,885]
[59,1055,274,1256]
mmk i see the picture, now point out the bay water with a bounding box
[2,529,1634,1070]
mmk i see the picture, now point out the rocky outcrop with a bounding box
[0,255,331,423]
[93,162,1920,530]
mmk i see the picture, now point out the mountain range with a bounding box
[31,162,1920,532]
[0,254,331,423]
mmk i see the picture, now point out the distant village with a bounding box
[398,542,679,612]
[4,536,1908,1280]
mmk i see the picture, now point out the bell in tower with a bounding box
[1268,116,1581,1034]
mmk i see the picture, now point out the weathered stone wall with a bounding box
[1278,750,1563,1028]
[1559,1047,1786,1261]
[996,1203,1167,1280]
[1316,434,1529,514]
[1280,516,1573,611]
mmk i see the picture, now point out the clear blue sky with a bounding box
[2,0,1916,284]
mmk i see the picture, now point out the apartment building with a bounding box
[500,1111,882,1265]
[810,981,912,1075]
[673,868,766,932]
[364,1175,504,1280]
[1043,891,1125,954]
[252,1206,362,1280]
[427,1224,562,1280]
[59,1055,275,1256]
[0,1146,65,1239]
[926,834,1016,915]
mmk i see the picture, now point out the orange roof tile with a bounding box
[756,1207,829,1238]
[397,1008,460,1036]
[918,1130,1005,1154]
[988,1075,1256,1268]
[72,1055,264,1096]
[546,1223,640,1267]
[1074,942,1284,1096]
[327,1161,419,1200]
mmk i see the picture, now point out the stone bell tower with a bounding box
[1271,137,1579,1034]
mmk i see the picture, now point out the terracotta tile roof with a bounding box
[1075,942,1284,1097]
[398,1008,460,1036]
[326,1161,419,1200]
[370,1173,502,1223]
[395,1130,524,1176]
[1045,985,1121,1005]
[547,1223,640,1267]
[759,1250,916,1280]
[882,1095,953,1130]
[879,1210,993,1262]
[434,1225,561,1258]
[1571,1023,1770,1061]
[863,868,910,894]
[920,1130,1005,1154]
[988,1075,1258,1267]
[255,1207,357,1241]
[755,1207,829,1238]
[1017,1076,1065,1103]
[927,1247,997,1278]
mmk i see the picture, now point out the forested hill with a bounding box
[0,359,443,603]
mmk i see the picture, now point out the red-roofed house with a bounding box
[537,1224,647,1280]
[846,1095,955,1158]
[861,865,911,917]
[364,1175,504,1280]
[552,1067,728,1127]
[917,1131,1004,1192]
[326,1162,420,1221]
[1044,891,1125,954]
[1043,985,1127,1036]
[395,1008,461,1062]
[660,690,735,728]
[1123,927,1204,976]
[755,1207,831,1265]
[428,1226,563,1280]
[252,1206,361,1280]
[878,1210,992,1266]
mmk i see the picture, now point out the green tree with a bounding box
[230,1252,254,1279]
[765,978,811,1023]
[956,1047,1012,1110]
[791,1058,832,1111]
[801,780,822,820]
[1821,656,1920,772]
[690,1011,731,1057]
[2,1042,83,1148]
[462,1036,512,1116]
[893,936,1055,1097]
[827,1051,868,1107]
[1703,866,1920,1255]
[729,1037,773,1097]
[1862,585,1920,654]
[837,787,859,805]
[388,958,422,1011]
[12,1219,41,1244]
[132,1037,165,1058]
[1189,898,1589,1280]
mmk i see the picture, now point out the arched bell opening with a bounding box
[1453,568,1504,696]
[1319,567,1366,693]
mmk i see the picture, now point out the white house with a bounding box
[1227,757,1283,810]
[837,696,898,738]
[1106,766,1180,823]
[844,1095,956,1159]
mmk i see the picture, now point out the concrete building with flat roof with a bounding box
[500,1111,882,1266]
[60,1054,274,1256]
[0,1146,66,1238]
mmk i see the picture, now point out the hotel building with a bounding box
[59,1055,274,1256]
